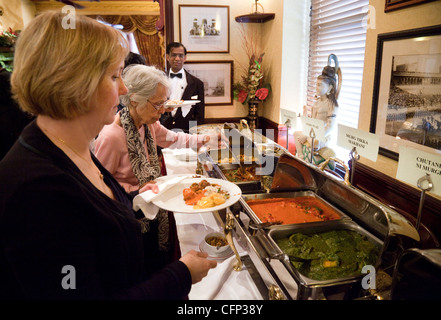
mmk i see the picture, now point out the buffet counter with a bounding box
[160,123,435,300]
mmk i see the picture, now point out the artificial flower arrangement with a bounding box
[233,27,271,105]
[0,27,20,47]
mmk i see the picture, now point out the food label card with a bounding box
[396,146,441,197]
[337,124,379,162]
[300,116,325,142]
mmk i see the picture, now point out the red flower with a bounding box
[238,90,248,104]
[255,88,269,100]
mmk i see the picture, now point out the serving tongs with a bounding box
[216,127,252,177]
[248,220,281,234]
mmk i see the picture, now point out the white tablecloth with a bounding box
[174,212,262,300]
[162,147,263,300]
[162,148,199,175]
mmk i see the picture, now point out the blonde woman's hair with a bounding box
[11,10,129,119]
[120,64,171,107]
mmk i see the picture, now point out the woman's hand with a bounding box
[139,181,159,194]
[179,250,217,284]
[164,106,174,113]
[200,133,224,150]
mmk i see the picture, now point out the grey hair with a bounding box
[120,64,171,106]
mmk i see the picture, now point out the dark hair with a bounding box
[124,52,147,68]
[166,42,187,55]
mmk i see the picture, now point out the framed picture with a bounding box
[179,5,230,53]
[369,25,441,160]
[184,60,233,106]
[385,0,436,12]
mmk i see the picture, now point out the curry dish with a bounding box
[276,230,379,281]
[246,196,341,224]
[222,166,259,182]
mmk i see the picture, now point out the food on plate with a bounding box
[182,179,230,209]
[246,196,341,224]
[276,230,379,280]
[166,99,184,105]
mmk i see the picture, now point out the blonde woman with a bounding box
[0,10,215,300]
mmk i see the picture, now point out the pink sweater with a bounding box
[95,120,204,193]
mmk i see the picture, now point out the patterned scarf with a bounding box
[119,105,161,186]
[119,105,170,252]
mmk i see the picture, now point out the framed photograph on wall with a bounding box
[179,5,230,53]
[385,0,436,12]
[184,60,233,106]
[369,25,441,160]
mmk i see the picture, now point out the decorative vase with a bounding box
[247,98,260,130]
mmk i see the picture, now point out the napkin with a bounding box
[181,104,192,117]
[189,255,236,300]
[133,175,190,219]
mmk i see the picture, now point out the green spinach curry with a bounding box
[276,230,379,281]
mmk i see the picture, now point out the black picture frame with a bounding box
[369,25,441,160]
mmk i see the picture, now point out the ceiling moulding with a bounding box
[31,1,160,15]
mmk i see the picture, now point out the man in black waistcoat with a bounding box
[160,42,205,133]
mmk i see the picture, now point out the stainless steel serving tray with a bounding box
[240,190,350,227]
[188,122,238,135]
[214,163,262,193]
[266,220,384,298]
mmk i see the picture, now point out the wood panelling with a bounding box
[351,162,441,248]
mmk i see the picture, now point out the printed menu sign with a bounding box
[337,124,379,162]
[300,116,325,142]
[396,146,441,197]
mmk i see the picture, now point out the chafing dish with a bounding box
[205,128,420,299]
[188,122,239,135]
[264,220,383,299]
[241,190,349,226]
[215,163,262,193]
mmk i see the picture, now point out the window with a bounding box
[306,0,369,160]
[307,0,369,128]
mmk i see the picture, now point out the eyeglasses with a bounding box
[147,99,165,111]
[169,53,186,59]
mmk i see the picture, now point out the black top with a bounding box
[0,69,33,161]
[160,70,205,133]
[0,120,191,299]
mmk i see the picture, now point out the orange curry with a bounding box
[183,180,210,205]
[246,196,341,224]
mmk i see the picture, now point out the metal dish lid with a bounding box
[271,153,318,191]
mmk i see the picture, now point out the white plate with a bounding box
[164,100,200,109]
[152,177,242,213]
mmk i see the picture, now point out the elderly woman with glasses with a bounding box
[95,64,214,194]
[94,65,219,276]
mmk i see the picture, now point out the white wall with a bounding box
[279,0,310,120]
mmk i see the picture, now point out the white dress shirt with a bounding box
[169,69,187,116]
